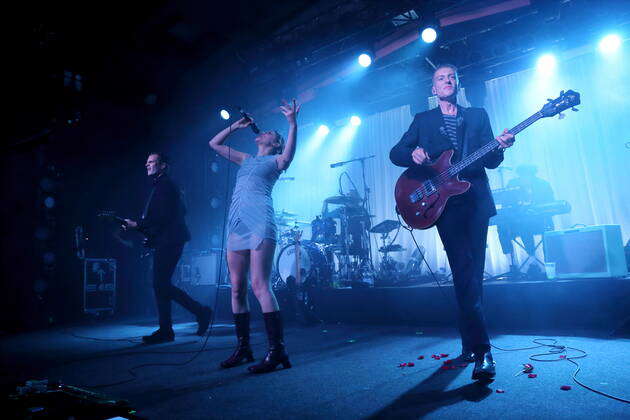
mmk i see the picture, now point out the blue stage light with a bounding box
[317,125,330,136]
[358,53,372,67]
[421,27,437,43]
[536,54,557,75]
[599,34,621,54]
[350,116,362,126]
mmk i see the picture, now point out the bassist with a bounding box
[389,64,514,380]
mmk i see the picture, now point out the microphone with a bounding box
[238,108,260,134]
[330,162,344,168]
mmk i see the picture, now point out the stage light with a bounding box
[421,27,437,43]
[220,109,230,120]
[317,125,330,136]
[210,197,221,209]
[536,54,556,75]
[350,116,362,126]
[44,196,56,209]
[358,53,372,67]
[599,34,621,54]
[43,252,56,265]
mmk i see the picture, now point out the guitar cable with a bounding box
[397,215,629,404]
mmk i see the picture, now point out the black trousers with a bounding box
[436,201,491,354]
[153,243,203,330]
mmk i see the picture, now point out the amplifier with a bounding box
[543,224,628,279]
[190,254,221,285]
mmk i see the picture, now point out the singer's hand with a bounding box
[412,147,430,165]
[231,117,253,130]
[280,99,300,125]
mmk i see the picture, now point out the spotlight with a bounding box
[44,196,56,209]
[210,197,221,209]
[536,54,556,75]
[599,34,621,54]
[350,116,362,126]
[210,162,219,173]
[220,109,230,120]
[358,53,372,67]
[317,125,330,136]
[421,27,437,43]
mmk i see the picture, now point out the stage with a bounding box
[3,276,629,419]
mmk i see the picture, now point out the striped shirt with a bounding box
[442,114,459,150]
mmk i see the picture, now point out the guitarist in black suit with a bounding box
[390,64,514,380]
[125,153,212,344]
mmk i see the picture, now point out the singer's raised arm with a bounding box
[209,118,252,165]
[276,99,300,171]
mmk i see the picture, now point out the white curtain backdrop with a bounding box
[274,50,630,276]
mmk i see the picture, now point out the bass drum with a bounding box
[276,241,331,287]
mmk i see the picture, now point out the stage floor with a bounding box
[2,320,629,419]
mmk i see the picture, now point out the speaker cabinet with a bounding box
[544,224,628,279]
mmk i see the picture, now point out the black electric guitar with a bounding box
[97,210,155,248]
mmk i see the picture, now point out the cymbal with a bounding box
[379,244,406,253]
[324,195,362,205]
[275,210,299,217]
[369,219,400,234]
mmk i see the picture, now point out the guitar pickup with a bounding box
[423,181,437,196]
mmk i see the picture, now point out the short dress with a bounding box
[227,155,281,251]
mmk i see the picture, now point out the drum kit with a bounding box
[272,192,373,291]
[272,201,421,290]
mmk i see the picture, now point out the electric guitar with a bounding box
[394,90,581,230]
[97,210,155,248]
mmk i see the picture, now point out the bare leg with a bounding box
[250,239,279,313]
[227,249,250,313]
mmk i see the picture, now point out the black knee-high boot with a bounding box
[220,312,254,368]
[248,311,291,373]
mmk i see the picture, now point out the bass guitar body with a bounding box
[394,150,470,230]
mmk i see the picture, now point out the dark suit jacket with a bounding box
[389,105,504,218]
[138,174,191,248]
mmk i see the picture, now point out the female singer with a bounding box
[209,100,300,373]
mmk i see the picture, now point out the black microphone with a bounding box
[330,162,344,168]
[238,108,260,134]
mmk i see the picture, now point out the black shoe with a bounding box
[221,312,254,369]
[247,311,291,374]
[142,328,174,344]
[196,306,213,336]
[472,351,496,380]
[247,346,291,373]
[457,348,475,363]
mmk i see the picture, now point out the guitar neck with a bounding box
[446,110,543,177]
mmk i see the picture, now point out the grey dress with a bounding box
[227,155,281,251]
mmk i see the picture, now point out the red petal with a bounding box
[559,355,566,359]
[407,362,415,367]
[496,389,505,393]
[440,353,449,357]
[560,385,572,391]
[444,359,452,365]
[440,365,449,370]
[418,355,424,360]
[528,373,537,378]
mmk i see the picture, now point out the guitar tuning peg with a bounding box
[571,107,579,112]
[558,112,565,120]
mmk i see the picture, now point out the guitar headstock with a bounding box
[540,90,580,118]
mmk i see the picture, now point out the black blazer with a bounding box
[138,174,191,248]
[390,106,504,218]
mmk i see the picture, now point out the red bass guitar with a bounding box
[395,90,580,230]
